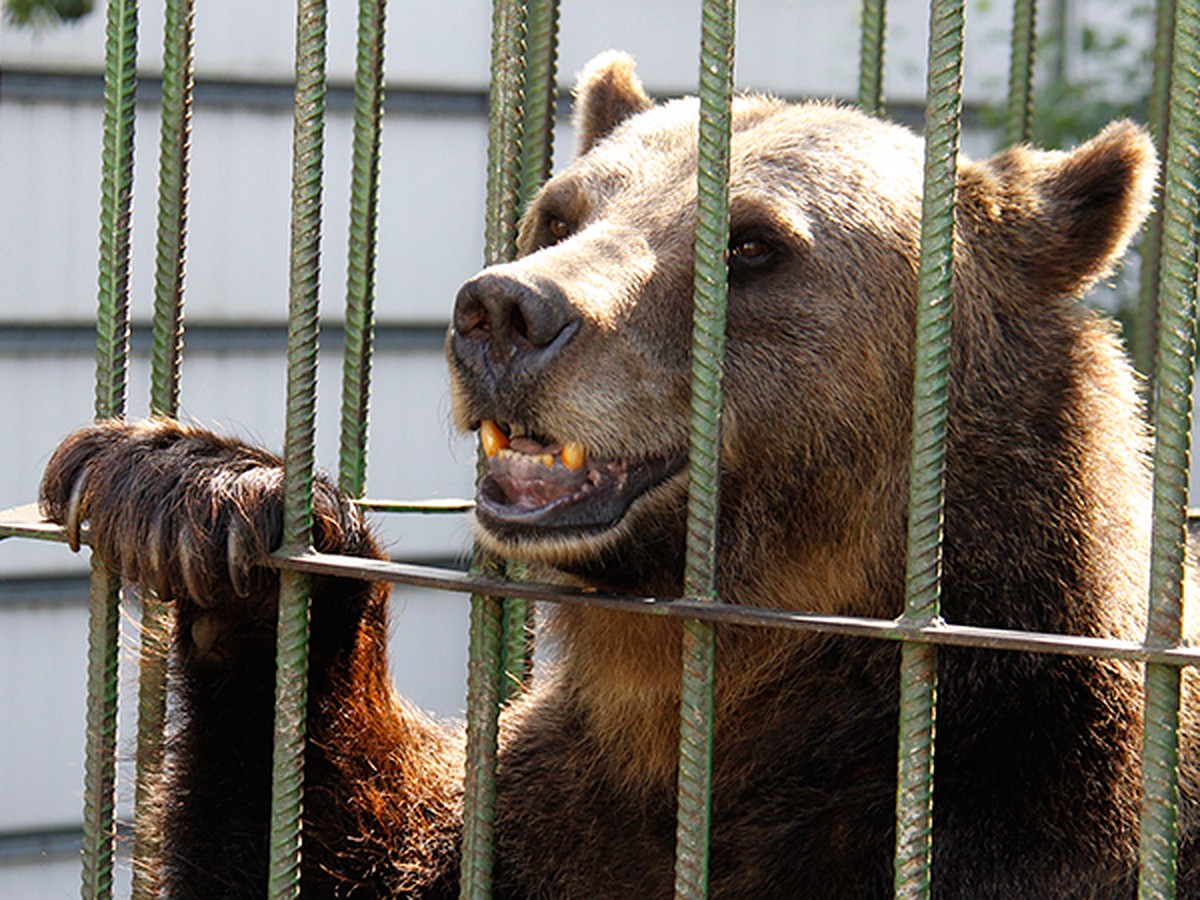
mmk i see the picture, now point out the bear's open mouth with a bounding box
[473,419,685,533]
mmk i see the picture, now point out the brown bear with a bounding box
[38,51,1199,897]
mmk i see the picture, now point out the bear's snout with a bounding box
[450,271,580,390]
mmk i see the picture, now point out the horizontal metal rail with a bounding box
[6,503,1198,669]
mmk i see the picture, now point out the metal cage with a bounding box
[1,0,1196,897]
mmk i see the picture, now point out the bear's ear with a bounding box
[573,51,654,157]
[957,121,1157,301]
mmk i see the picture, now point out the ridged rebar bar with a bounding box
[462,580,505,900]
[338,0,387,500]
[483,0,527,270]
[517,0,558,211]
[674,2,735,898]
[461,2,529,896]
[148,0,193,421]
[130,1,193,893]
[1003,0,1037,148]
[94,0,136,425]
[268,0,327,895]
[1136,0,1177,378]
[1140,1,1199,895]
[82,562,122,900]
[84,0,137,896]
[499,581,534,703]
[497,0,558,706]
[858,0,887,115]
[894,0,963,897]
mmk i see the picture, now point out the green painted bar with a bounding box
[673,1,735,898]
[518,0,560,211]
[858,0,887,115]
[267,0,328,894]
[1135,0,1177,378]
[893,0,963,896]
[1139,0,1199,894]
[93,0,136,426]
[84,0,138,895]
[500,0,559,704]
[148,0,193,421]
[81,564,121,900]
[1003,0,1036,148]
[461,1,528,895]
[132,0,194,892]
[461,582,505,900]
[338,0,387,500]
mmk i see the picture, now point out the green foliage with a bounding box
[1029,10,1154,149]
[4,0,94,27]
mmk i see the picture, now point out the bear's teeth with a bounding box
[480,420,509,458]
[562,441,586,471]
[480,420,589,471]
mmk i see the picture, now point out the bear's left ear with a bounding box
[957,121,1157,301]
[573,51,654,157]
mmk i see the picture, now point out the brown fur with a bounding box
[39,53,1199,897]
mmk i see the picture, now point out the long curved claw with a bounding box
[178,526,214,608]
[64,466,89,553]
[146,511,171,601]
[227,517,253,599]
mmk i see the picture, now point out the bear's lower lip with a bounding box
[474,451,686,535]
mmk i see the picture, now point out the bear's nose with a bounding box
[451,272,580,384]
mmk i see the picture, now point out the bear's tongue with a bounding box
[487,441,595,509]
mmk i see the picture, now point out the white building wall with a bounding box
[0,1,1154,895]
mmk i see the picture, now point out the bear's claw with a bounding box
[227,516,254,599]
[64,466,89,553]
[178,525,215,608]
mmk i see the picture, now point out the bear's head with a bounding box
[447,52,1156,615]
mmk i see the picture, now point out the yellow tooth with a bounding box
[561,441,586,471]
[479,420,509,458]
[541,453,555,468]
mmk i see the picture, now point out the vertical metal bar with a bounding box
[858,0,887,115]
[517,0,559,210]
[268,0,327,894]
[893,0,963,897]
[94,0,136,425]
[84,0,137,895]
[1003,0,1037,148]
[482,0,528,269]
[499,0,559,704]
[338,0,387,500]
[460,583,505,900]
[148,0,193,421]
[460,2,528,896]
[81,564,122,900]
[132,0,194,893]
[499,588,534,702]
[1139,1,1199,895]
[674,2,735,898]
[1136,0,1177,378]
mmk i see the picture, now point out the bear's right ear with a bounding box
[573,51,654,157]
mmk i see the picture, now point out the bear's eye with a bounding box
[547,216,573,243]
[728,235,777,275]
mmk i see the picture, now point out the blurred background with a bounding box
[0,0,1157,894]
